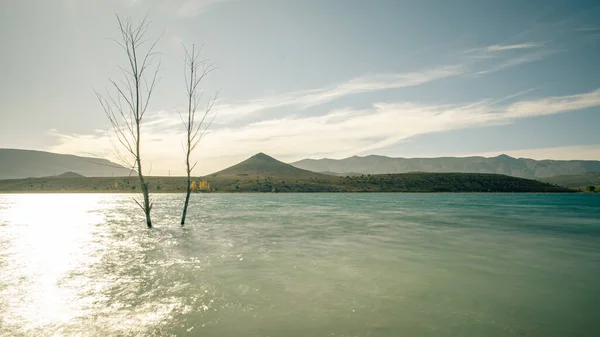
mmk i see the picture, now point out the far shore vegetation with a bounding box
[0,172,576,194]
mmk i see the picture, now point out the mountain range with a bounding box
[2,149,599,185]
[0,149,134,179]
[0,152,575,193]
[291,154,600,180]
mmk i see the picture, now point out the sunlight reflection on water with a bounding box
[0,193,599,336]
[1,195,105,330]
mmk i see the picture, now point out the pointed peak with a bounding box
[252,152,272,159]
[48,171,86,178]
[244,152,280,163]
[209,152,328,178]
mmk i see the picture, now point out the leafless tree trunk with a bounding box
[95,15,161,229]
[179,44,218,226]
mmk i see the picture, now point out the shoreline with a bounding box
[0,190,582,194]
[0,173,577,194]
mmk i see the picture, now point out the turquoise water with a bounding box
[0,193,599,336]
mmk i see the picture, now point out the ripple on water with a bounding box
[0,193,599,336]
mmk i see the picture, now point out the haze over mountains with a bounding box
[540,172,600,189]
[0,149,133,179]
[0,152,574,193]
[2,149,599,184]
[291,154,600,180]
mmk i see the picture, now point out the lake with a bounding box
[0,193,599,336]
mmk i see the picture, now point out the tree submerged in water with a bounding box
[178,44,219,226]
[94,14,220,228]
[95,15,162,229]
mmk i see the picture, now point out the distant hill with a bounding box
[51,171,86,179]
[291,154,600,179]
[0,149,134,179]
[208,152,330,179]
[319,170,363,177]
[540,172,600,189]
[0,153,574,193]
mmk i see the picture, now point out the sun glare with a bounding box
[0,194,107,331]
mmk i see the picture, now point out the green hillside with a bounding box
[0,172,574,193]
[203,172,574,193]
[540,172,600,190]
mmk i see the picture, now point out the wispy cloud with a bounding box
[213,40,559,122]
[574,27,600,32]
[465,42,543,58]
[215,64,464,121]
[506,89,600,117]
[486,43,542,52]
[464,41,557,69]
[473,49,560,75]
[48,89,600,175]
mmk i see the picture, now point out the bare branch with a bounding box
[180,42,219,226]
[142,58,161,117]
[96,14,161,229]
[191,90,220,148]
[133,198,145,211]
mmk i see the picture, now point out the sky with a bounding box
[0,0,599,175]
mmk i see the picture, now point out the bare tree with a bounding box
[179,44,219,226]
[95,15,162,229]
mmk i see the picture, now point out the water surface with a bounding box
[0,193,599,336]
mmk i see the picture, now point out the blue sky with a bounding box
[0,0,599,174]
